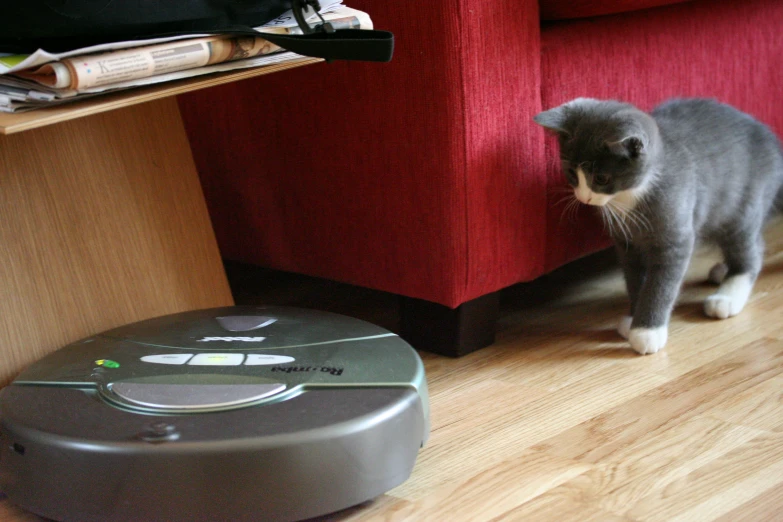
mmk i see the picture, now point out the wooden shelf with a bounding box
[0,56,323,135]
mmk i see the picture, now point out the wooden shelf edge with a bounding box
[0,57,323,135]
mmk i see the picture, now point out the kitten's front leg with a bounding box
[629,237,694,355]
[617,244,645,340]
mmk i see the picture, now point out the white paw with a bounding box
[629,326,668,355]
[704,295,732,319]
[708,263,729,285]
[704,274,753,320]
[618,316,632,339]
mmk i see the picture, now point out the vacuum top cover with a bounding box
[13,305,428,416]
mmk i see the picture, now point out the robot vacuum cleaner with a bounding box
[0,306,429,522]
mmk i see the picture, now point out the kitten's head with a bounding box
[534,98,660,206]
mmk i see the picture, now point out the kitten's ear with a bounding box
[607,109,659,159]
[535,98,601,135]
[623,136,644,158]
[534,107,570,135]
[607,135,646,159]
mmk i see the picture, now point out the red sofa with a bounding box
[178,0,783,356]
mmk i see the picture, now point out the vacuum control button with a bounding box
[141,354,193,365]
[188,353,244,366]
[245,354,295,365]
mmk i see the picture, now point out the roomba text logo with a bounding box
[197,336,266,342]
[271,366,344,376]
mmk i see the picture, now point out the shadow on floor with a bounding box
[224,248,622,341]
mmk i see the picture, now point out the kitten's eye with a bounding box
[594,173,611,186]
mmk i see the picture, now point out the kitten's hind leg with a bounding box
[618,316,632,339]
[708,262,728,285]
[704,232,763,319]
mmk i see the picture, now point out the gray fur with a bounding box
[535,97,783,341]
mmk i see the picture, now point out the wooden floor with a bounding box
[315,220,783,522]
[2,221,782,521]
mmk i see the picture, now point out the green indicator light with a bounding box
[95,359,120,368]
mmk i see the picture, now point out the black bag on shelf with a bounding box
[0,0,393,62]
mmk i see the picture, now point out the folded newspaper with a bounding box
[0,2,371,112]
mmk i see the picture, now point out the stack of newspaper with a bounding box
[0,1,370,112]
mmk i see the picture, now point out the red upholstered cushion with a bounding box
[540,0,783,272]
[179,0,546,308]
[540,0,693,20]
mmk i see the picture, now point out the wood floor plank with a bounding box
[492,482,633,522]
[428,378,548,432]
[544,417,764,515]
[532,338,783,463]
[626,431,783,521]
[383,451,591,521]
[492,342,632,392]
[713,482,783,522]
[392,366,668,500]
[706,373,783,432]
[647,318,781,379]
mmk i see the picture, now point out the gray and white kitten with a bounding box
[535,98,783,355]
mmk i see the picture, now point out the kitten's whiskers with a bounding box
[554,194,574,207]
[609,199,652,235]
[602,204,632,245]
[559,196,580,224]
[599,205,616,238]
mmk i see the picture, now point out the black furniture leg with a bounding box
[400,292,499,357]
